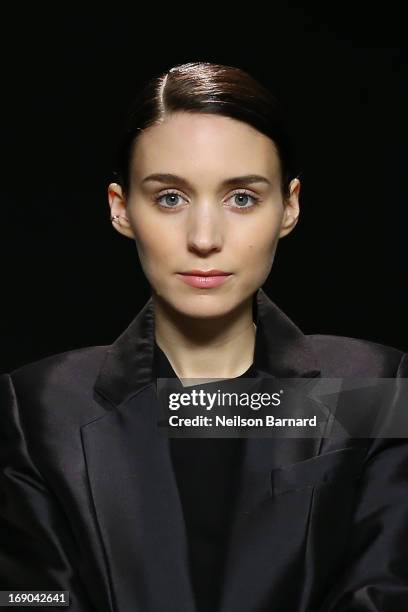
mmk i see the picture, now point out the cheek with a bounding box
[132,216,177,266]
[236,220,280,264]
[243,242,278,280]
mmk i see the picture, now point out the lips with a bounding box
[177,270,233,289]
[179,269,230,277]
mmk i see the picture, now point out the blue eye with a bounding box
[155,192,186,208]
[230,192,260,209]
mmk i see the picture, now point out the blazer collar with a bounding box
[94,287,321,409]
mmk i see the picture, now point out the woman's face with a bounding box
[108,111,300,319]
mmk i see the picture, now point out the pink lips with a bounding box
[177,269,232,289]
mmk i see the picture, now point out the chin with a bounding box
[163,291,240,320]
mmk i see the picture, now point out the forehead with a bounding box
[130,112,281,182]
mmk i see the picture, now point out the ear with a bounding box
[107,183,135,239]
[279,178,301,239]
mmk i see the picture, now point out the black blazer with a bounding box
[1,288,408,612]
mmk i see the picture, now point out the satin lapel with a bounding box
[217,289,324,611]
[81,383,197,612]
[228,289,323,517]
[238,291,324,504]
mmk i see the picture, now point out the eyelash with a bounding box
[153,189,261,212]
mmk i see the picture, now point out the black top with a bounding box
[153,341,256,612]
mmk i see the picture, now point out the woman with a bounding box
[1,61,407,612]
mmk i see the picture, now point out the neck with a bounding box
[153,294,257,379]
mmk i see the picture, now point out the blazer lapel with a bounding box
[83,288,324,612]
[82,297,198,611]
[219,292,325,612]
[234,287,323,514]
[81,384,197,612]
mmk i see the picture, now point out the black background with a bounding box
[1,7,407,373]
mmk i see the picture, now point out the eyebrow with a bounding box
[140,173,271,189]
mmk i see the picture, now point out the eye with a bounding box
[153,189,261,211]
[226,190,260,211]
[154,190,188,209]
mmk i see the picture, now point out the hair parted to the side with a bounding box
[113,62,300,200]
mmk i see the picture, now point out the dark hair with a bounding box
[113,62,299,200]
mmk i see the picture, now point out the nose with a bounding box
[186,200,223,256]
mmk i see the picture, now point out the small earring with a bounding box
[110,214,127,223]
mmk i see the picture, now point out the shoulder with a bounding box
[0,346,113,487]
[306,333,407,377]
[0,345,110,431]
[7,344,109,393]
